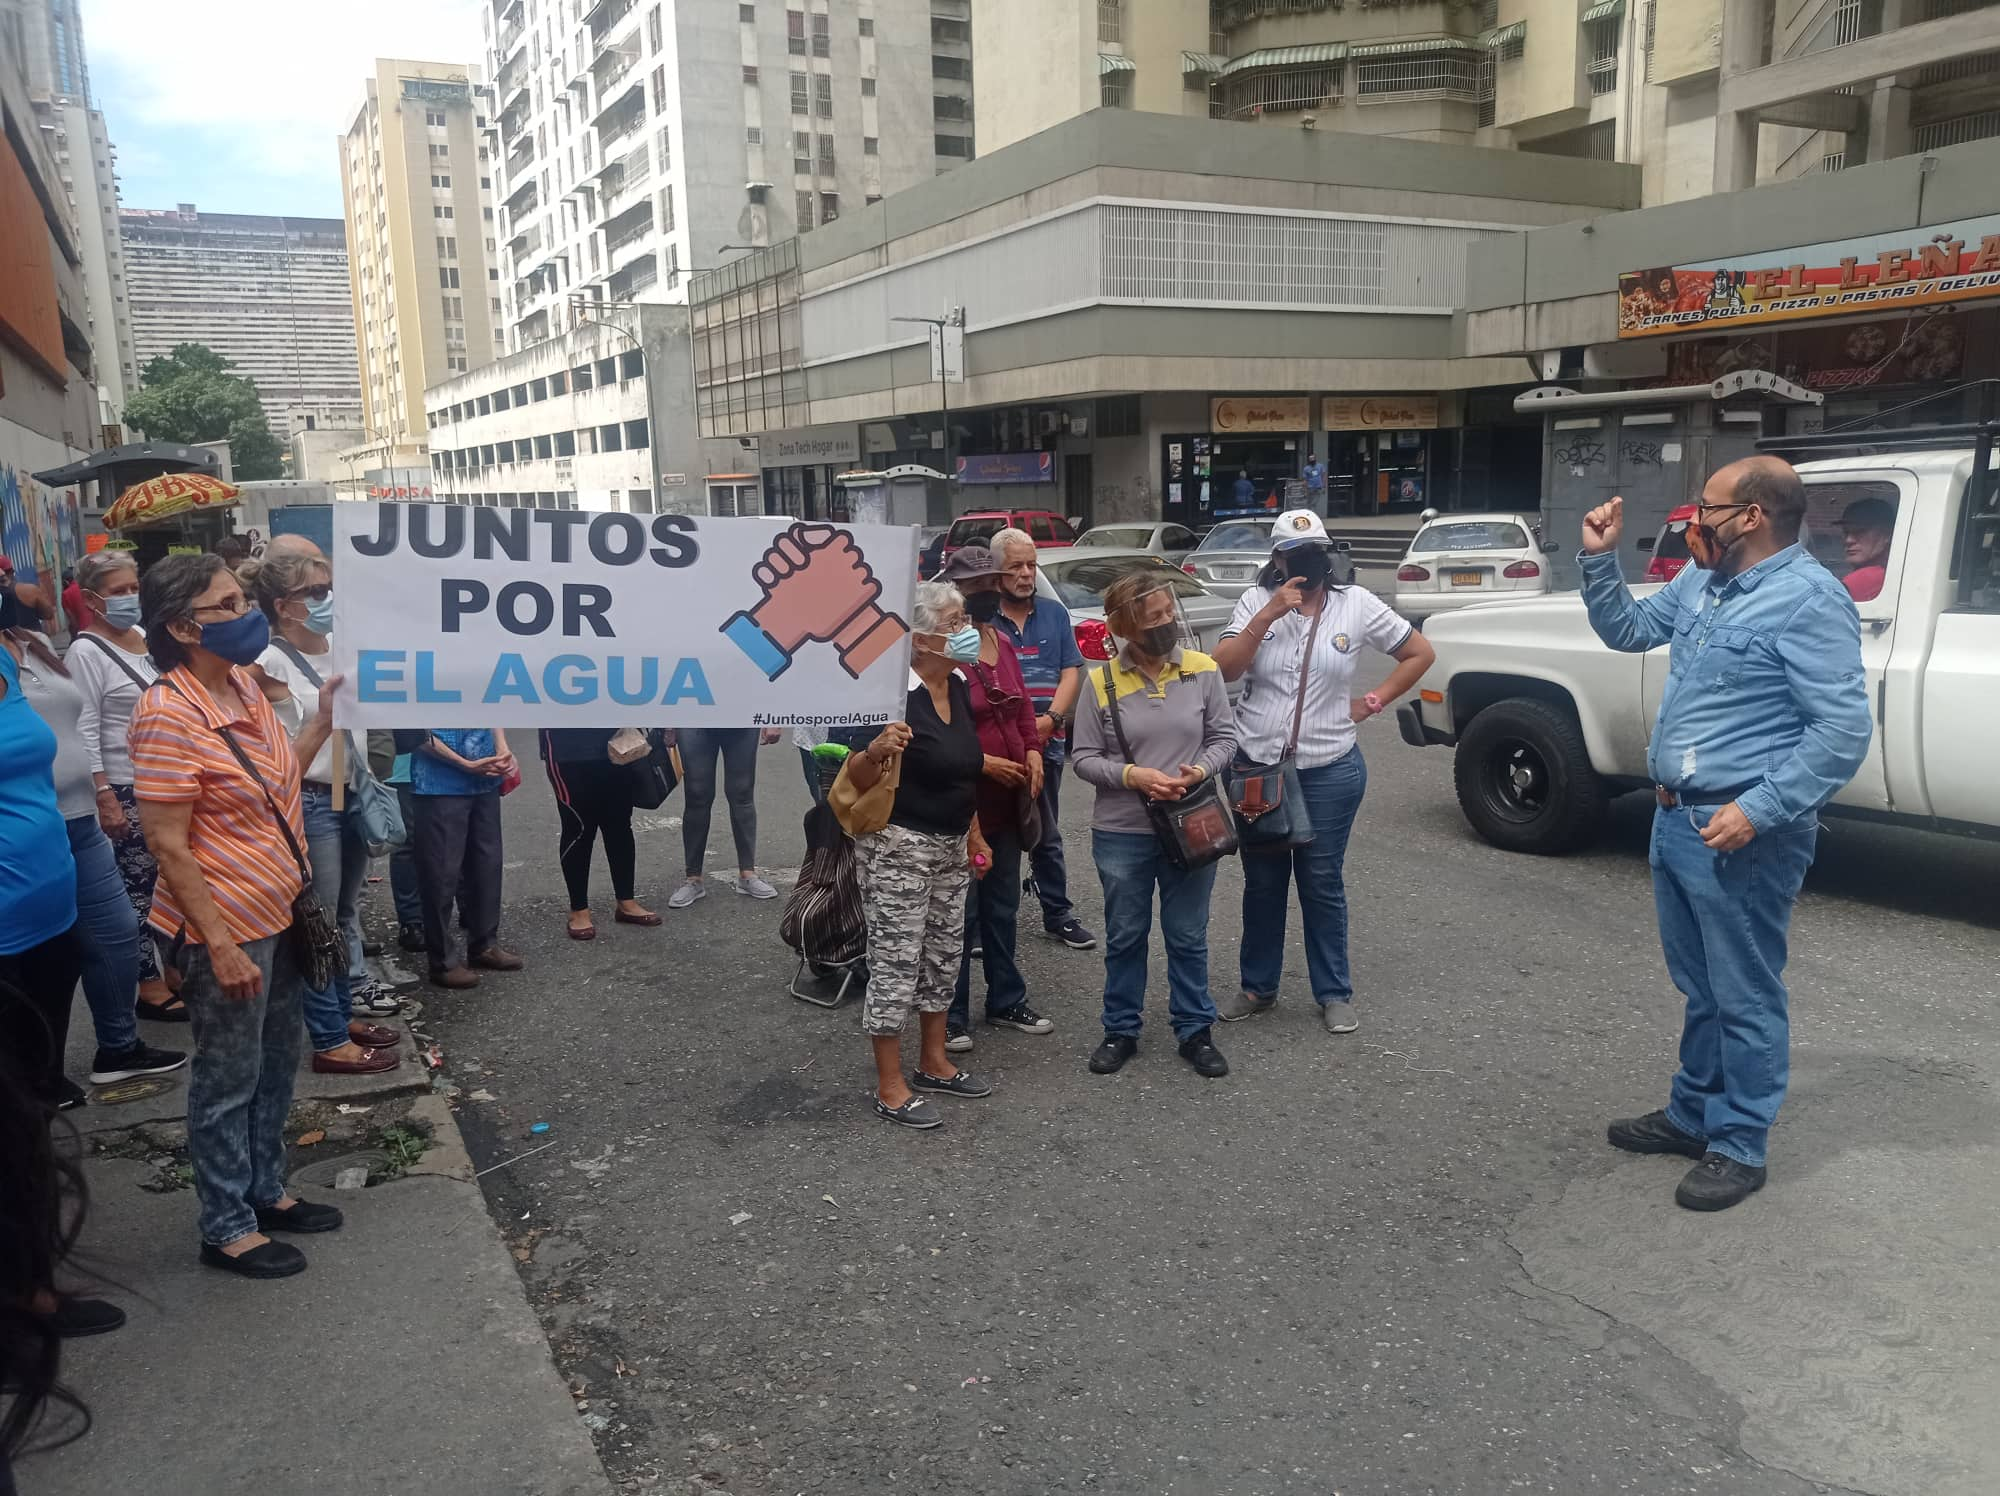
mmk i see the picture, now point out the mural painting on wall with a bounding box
[0,464,83,587]
[1662,310,1966,393]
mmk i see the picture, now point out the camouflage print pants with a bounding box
[855,822,970,1037]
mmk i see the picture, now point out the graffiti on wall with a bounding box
[0,463,82,586]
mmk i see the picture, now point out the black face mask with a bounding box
[1133,622,1180,659]
[964,591,1003,624]
[1282,545,1333,589]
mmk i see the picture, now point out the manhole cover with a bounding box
[89,1076,180,1106]
[292,1150,391,1187]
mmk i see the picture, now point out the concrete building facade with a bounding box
[0,0,137,425]
[121,205,364,438]
[0,25,97,594]
[688,109,1638,526]
[479,0,976,354]
[421,302,749,515]
[974,0,2000,204]
[341,59,509,474]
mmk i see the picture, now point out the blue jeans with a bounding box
[1025,756,1073,925]
[949,829,1025,1024]
[66,815,139,1053]
[300,785,368,1052]
[1094,828,1220,1042]
[389,784,423,927]
[1653,805,1818,1168]
[1239,748,1367,1008]
[179,932,304,1246]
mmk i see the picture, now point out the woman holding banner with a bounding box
[848,580,995,1130]
[242,551,399,1076]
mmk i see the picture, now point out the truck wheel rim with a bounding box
[1482,740,1548,823]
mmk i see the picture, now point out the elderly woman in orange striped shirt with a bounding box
[129,554,344,1282]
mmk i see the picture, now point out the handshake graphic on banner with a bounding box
[720,522,910,681]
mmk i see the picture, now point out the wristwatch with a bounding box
[1046,709,1070,728]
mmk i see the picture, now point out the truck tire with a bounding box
[1453,698,1607,855]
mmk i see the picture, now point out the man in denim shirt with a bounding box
[1578,457,1870,1211]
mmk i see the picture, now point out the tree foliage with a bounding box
[125,342,284,480]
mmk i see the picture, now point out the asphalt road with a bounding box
[420,718,2000,1496]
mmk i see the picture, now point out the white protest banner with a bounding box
[329,503,917,730]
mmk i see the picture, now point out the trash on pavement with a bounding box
[333,1166,370,1190]
[296,1129,326,1146]
[531,1121,551,1134]
[729,1211,753,1226]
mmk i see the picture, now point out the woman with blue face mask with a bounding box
[242,550,401,1080]
[69,551,175,1022]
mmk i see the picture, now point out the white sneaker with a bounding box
[735,874,778,900]
[668,881,706,909]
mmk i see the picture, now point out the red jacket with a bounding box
[958,634,1040,837]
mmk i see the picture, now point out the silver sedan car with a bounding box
[1034,548,1237,659]
[1180,518,1278,599]
[1072,521,1203,567]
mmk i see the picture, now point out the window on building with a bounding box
[819,191,839,222]
[933,16,966,43]
[814,74,832,116]
[432,173,452,187]
[793,129,813,172]
[935,133,972,157]
[573,364,593,391]
[483,206,494,220]
[599,357,619,385]
[863,134,878,155]
[647,4,662,51]
[790,71,809,112]
[624,418,650,449]
[628,488,656,514]
[860,17,875,37]
[817,132,835,169]
[746,125,763,144]
[536,434,554,458]
[743,64,759,83]
[439,268,460,287]
[787,8,806,53]
[555,429,577,456]
[934,94,968,120]
[796,189,815,228]
[1354,47,1480,101]
[481,175,491,188]
[740,2,755,18]
[811,12,828,55]
[1100,75,1127,108]
[492,296,502,315]
[932,55,968,79]
[600,423,624,453]
[651,65,667,111]
[660,185,675,230]
[427,109,446,127]
[1219,63,1343,115]
[494,389,510,412]
[1584,15,1620,94]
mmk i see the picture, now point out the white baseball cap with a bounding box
[1271,509,1329,548]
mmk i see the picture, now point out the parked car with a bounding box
[1035,549,1236,667]
[916,526,948,579]
[1398,440,2000,854]
[1392,512,1551,622]
[941,509,1077,561]
[1180,518,1278,598]
[1640,504,1696,582]
[1073,521,1201,566]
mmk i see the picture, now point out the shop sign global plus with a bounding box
[1617,214,2000,338]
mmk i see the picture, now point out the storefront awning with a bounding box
[1215,43,1348,78]
[1181,51,1227,75]
[1484,20,1526,49]
[1098,53,1135,76]
[1350,36,1474,59]
[1580,0,1625,24]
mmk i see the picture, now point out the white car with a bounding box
[1393,512,1551,622]
[1072,521,1202,566]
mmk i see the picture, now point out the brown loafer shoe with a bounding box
[613,908,663,927]
[310,1046,398,1075]
[429,965,479,990]
[471,946,524,972]
[346,1021,400,1049]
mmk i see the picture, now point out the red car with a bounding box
[939,510,1077,562]
[1645,504,1696,581]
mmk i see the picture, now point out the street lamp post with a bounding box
[891,307,964,486]
[566,297,661,516]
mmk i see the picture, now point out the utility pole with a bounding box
[567,296,661,516]
[892,305,965,486]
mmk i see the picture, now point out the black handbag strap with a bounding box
[1100,665,1138,767]
[78,631,153,692]
[163,676,312,885]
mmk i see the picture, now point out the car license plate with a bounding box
[1450,571,1482,587]
[1217,565,1252,580]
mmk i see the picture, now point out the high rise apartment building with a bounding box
[341,59,508,467]
[120,206,364,438]
[481,0,975,352]
[976,0,2000,206]
[1,0,137,421]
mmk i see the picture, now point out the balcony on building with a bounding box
[597,142,652,212]
[592,34,642,100]
[603,199,655,264]
[594,81,647,150]
[1213,44,1346,120]
[606,250,658,302]
[505,175,539,221]
[585,0,637,48]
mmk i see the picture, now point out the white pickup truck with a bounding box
[1397,442,2000,853]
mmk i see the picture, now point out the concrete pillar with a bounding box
[1865,79,1914,162]
[1714,0,1770,193]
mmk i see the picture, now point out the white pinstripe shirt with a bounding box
[1221,585,1414,768]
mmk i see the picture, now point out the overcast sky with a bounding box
[81,0,484,219]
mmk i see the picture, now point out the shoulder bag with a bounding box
[828,744,901,838]
[168,680,343,992]
[1100,664,1239,872]
[1225,605,1321,850]
[625,729,679,810]
[270,638,406,855]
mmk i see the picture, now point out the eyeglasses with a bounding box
[189,596,251,620]
[288,584,333,602]
[1695,502,1755,521]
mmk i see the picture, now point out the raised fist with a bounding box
[720,522,909,681]
[1582,496,1624,555]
